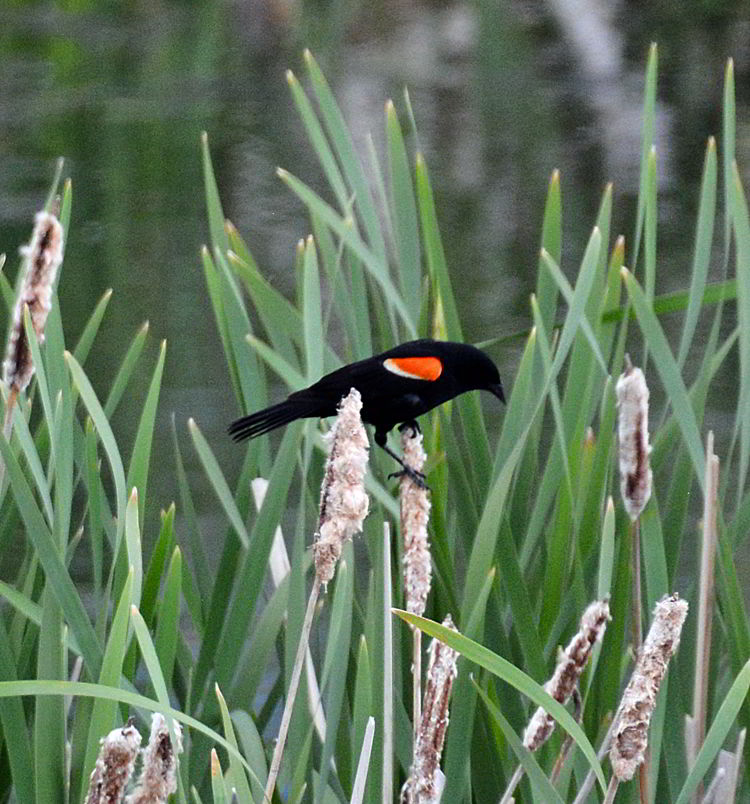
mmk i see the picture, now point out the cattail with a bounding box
[523,599,611,751]
[84,718,141,804]
[401,614,459,804]
[313,387,370,584]
[265,389,370,802]
[3,211,64,395]
[125,713,183,804]
[610,594,688,781]
[400,427,431,616]
[616,355,652,520]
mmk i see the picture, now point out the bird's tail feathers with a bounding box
[228,398,321,441]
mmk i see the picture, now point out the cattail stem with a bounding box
[498,764,524,804]
[570,717,617,804]
[602,775,619,804]
[549,688,582,785]
[264,574,322,803]
[686,430,719,803]
[631,517,643,655]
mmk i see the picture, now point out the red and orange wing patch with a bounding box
[383,356,443,381]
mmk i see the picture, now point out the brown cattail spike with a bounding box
[610,594,688,781]
[616,355,652,520]
[400,427,431,616]
[313,388,370,584]
[3,211,64,394]
[523,599,611,751]
[401,614,459,804]
[125,713,183,804]
[85,719,142,804]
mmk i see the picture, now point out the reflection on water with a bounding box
[0,0,748,553]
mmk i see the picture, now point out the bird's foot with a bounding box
[398,420,421,438]
[388,466,429,490]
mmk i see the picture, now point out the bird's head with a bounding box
[438,341,505,403]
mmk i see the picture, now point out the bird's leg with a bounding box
[375,430,428,489]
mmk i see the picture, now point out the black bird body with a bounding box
[229,339,504,471]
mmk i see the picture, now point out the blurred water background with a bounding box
[0,0,749,559]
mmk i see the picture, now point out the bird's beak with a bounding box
[489,382,506,404]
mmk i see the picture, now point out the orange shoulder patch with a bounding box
[383,356,443,381]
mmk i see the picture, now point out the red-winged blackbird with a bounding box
[229,339,504,479]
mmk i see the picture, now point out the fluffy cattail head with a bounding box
[616,355,652,520]
[85,718,142,804]
[610,594,688,781]
[125,713,183,804]
[400,427,431,616]
[313,388,370,584]
[3,210,64,394]
[401,614,459,804]
[523,599,611,751]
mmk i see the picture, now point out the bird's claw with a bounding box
[388,466,429,490]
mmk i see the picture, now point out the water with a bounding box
[0,0,748,555]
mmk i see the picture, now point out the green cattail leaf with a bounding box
[9,397,53,525]
[287,69,349,211]
[304,50,388,268]
[210,750,229,804]
[632,42,658,271]
[535,168,563,334]
[621,268,705,489]
[731,163,750,505]
[386,100,421,326]
[201,247,241,406]
[124,489,143,609]
[170,413,209,614]
[723,58,736,262]
[227,246,301,366]
[72,288,113,366]
[34,588,64,804]
[127,338,166,522]
[229,574,289,706]
[677,138,717,368]
[154,547,181,685]
[303,236,324,382]
[215,685,256,801]
[246,334,306,391]
[597,498,616,601]
[67,350,128,549]
[141,504,176,627]
[103,321,149,417]
[201,132,230,255]
[188,417,249,548]
[81,570,134,795]
[351,635,372,773]
[540,240,609,374]
[85,418,104,599]
[474,681,565,804]
[278,168,414,334]
[0,432,102,675]
[0,618,35,802]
